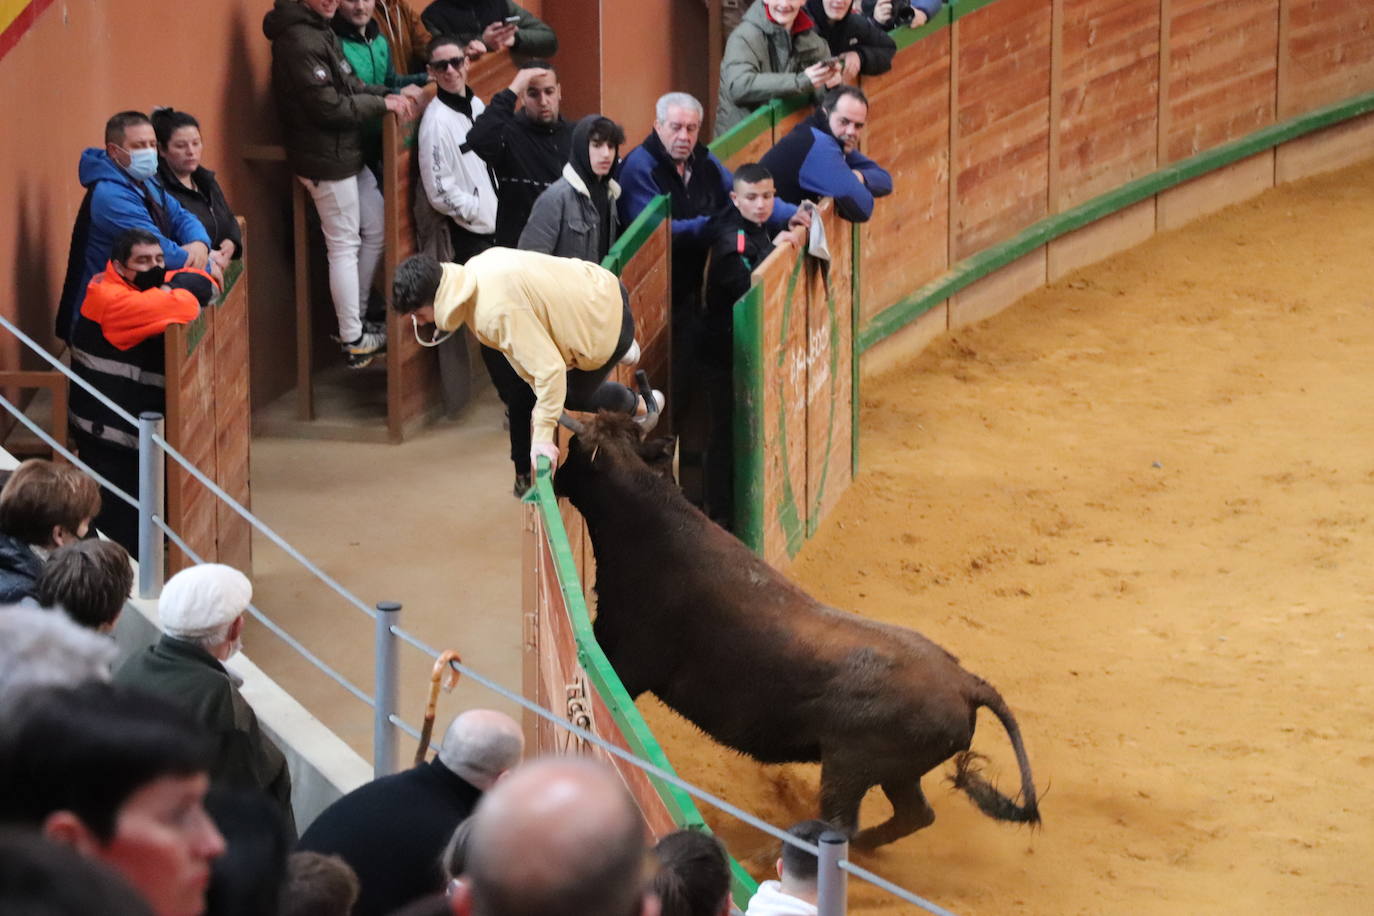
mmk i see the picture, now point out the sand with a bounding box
[637,157,1374,914]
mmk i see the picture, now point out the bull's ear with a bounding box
[637,436,675,467]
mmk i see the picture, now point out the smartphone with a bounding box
[822,55,844,68]
[503,15,521,23]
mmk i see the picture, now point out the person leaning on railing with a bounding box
[151,107,244,264]
[805,0,897,81]
[392,249,662,475]
[714,0,837,136]
[861,0,942,32]
[263,0,419,369]
[54,110,218,343]
[759,86,892,223]
[67,228,218,554]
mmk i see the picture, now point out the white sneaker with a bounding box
[342,330,386,368]
[619,339,641,365]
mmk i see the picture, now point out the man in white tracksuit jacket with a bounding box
[417,35,498,261]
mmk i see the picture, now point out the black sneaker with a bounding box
[513,472,532,498]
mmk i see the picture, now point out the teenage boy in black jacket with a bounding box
[466,59,572,248]
[700,163,809,527]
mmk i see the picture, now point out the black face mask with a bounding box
[129,266,166,290]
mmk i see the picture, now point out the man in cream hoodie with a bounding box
[392,249,661,471]
[744,819,829,916]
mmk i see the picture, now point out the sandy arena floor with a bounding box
[638,157,1374,914]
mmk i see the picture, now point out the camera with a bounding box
[892,0,920,25]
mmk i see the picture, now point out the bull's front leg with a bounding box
[819,752,873,839]
[591,620,654,698]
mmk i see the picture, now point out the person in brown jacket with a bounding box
[373,0,432,73]
[263,0,418,368]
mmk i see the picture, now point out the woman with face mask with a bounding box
[151,108,244,265]
[516,114,625,263]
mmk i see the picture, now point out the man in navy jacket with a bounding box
[56,111,216,341]
[760,86,893,223]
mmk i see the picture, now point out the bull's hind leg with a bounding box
[850,778,936,850]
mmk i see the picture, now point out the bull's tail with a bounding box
[949,682,1041,826]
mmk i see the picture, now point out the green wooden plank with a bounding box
[219,257,244,300]
[891,2,953,49]
[858,88,1374,352]
[951,0,1003,20]
[731,283,767,554]
[709,104,776,161]
[528,460,759,904]
[603,194,670,276]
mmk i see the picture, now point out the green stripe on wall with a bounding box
[858,89,1374,353]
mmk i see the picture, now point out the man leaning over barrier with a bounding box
[68,228,218,553]
[392,249,663,476]
[760,85,893,223]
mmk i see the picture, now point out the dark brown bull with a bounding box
[553,412,1040,848]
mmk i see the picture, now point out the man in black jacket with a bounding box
[806,0,897,80]
[297,709,524,916]
[466,59,572,248]
[700,164,807,526]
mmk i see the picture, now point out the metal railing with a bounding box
[0,313,957,916]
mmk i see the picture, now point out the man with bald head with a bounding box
[451,757,659,916]
[298,709,524,916]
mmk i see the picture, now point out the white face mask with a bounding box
[412,314,455,348]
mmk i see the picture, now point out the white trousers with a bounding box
[299,168,385,343]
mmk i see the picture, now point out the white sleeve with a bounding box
[419,111,481,223]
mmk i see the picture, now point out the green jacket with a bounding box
[715,0,829,136]
[263,0,389,181]
[335,17,428,167]
[115,635,296,838]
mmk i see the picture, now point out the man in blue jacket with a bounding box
[760,86,893,222]
[56,111,218,341]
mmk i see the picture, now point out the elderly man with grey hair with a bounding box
[450,756,659,916]
[298,708,524,916]
[113,562,295,835]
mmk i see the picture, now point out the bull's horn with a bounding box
[558,412,586,434]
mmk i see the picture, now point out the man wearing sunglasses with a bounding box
[417,35,498,263]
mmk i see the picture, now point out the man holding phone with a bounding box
[420,0,557,61]
[715,0,836,135]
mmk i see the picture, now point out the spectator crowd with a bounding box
[2,0,942,911]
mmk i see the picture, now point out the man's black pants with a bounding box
[480,285,637,475]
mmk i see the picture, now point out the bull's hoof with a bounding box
[851,809,935,850]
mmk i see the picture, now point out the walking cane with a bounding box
[415,650,462,766]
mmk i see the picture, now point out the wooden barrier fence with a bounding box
[733,201,855,565]
[164,218,253,575]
